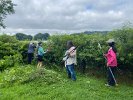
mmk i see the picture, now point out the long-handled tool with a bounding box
[98,43,118,86]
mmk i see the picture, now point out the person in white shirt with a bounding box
[63,41,77,81]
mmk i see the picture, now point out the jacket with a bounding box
[105,47,117,67]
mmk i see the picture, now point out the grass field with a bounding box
[0,66,133,100]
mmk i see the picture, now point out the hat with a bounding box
[106,39,115,43]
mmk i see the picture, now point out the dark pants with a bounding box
[38,55,43,62]
[107,67,116,86]
[28,53,34,64]
[66,64,76,81]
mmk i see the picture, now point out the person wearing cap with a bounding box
[37,42,46,69]
[27,42,36,64]
[104,39,118,86]
[63,41,77,81]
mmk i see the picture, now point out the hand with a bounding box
[103,54,106,57]
[67,53,70,57]
[107,63,109,67]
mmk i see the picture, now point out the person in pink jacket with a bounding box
[104,39,118,86]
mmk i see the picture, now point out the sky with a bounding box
[1,0,133,35]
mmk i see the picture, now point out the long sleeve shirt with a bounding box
[38,46,45,56]
[105,47,117,67]
[64,46,77,66]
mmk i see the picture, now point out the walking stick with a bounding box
[98,43,118,86]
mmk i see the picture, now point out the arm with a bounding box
[67,47,76,57]
[63,51,67,61]
[70,50,76,57]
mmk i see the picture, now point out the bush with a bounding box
[0,54,23,71]
[0,66,62,88]
[46,34,108,68]
[45,28,133,73]
[108,27,133,71]
[0,66,35,87]
[0,27,133,75]
[0,35,28,71]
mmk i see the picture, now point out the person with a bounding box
[104,39,118,86]
[63,41,77,81]
[37,42,46,69]
[27,42,36,64]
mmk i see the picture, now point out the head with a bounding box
[106,39,114,46]
[67,40,74,49]
[106,39,117,53]
[108,42,115,47]
[38,42,42,46]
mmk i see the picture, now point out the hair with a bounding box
[67,41,74,50]
[108,42,117,53]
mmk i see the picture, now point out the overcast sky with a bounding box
[1,0,133,35]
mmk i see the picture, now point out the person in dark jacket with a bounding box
[27,42,36,64]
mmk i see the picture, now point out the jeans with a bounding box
[28,53,33,64]
[66,64,76,81]
[107,67,116,86]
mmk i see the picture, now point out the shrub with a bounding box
[45,28,133,73]
[0,66,62,88]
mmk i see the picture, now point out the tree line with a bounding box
[15,33,50,41]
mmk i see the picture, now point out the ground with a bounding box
[0,66,132,100]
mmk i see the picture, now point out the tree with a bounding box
[0,0,15,28]
[15,33,33,41]
[44,33,50,40]
[27,35,33,40]
[34,33,50,40]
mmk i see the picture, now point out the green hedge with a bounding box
[0,27,133,73]
[45,28,133,72]
[0,35,25,71]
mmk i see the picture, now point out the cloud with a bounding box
[1,0,133,34]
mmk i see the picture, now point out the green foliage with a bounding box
[0,34,17,43]
[0,66,35,87]
[15,33,33,41]
[0,34,26,71]
[0,35,19,59]
[0,0,15,28]
[46,28,133,72]
[47,34,108,68]
[0,67,132,100]
[0,66,62,88]
[0,27,133,74]
[108,27,133,71]
[34,33,50,40]
[0,54,22,71]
